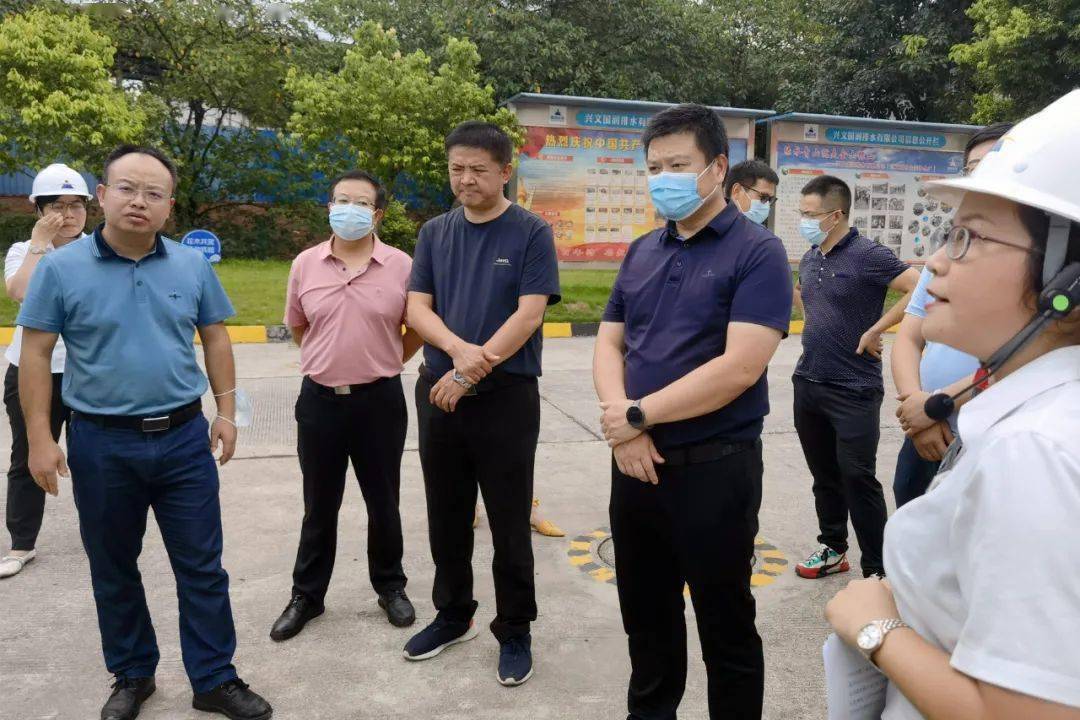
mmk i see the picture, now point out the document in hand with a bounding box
[823,632,888,720]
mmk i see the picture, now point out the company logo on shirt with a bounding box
[702,269,716,278]
[168,292,182,300]
[494,257,512,267]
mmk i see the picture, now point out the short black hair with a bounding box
[964,122,1013,164]
[445,121,513,166]
[34,195,88,214]
[103,145,178,190]
[327,170,388,210]
[801,174,852,215]
[724,159,779,197]
[642,104,729,162]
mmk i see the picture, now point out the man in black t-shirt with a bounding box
[403,121,560,687]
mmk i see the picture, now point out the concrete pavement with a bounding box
[0,336,906,719]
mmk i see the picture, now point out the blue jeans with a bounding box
[68,412,238,693]
[892,437,940,508]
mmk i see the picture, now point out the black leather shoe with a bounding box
[269,593,323,642]
[378,589,416,627]
[192,678,272,720]
[101,676,155,720]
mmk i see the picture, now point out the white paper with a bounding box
[823,632,888,720]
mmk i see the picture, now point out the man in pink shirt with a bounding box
[271,170,424,641]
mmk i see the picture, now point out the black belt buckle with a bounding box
[141,415,171,433]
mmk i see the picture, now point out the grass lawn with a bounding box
[0,261,900,326]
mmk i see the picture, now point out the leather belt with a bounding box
[75,400,202,433]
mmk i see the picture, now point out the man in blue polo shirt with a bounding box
[18,146,272,720]
[403,121,560,686]
[593,104,792,720]
[791,175,919,581]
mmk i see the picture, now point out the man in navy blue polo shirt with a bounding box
[17,146,272,720]
[403,121,560,686]
[791,175,919,581]
[593,104,792,720]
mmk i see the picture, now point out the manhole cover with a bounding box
[570,529,787,588]
[597,536,616,567]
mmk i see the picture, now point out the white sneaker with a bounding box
[0,549,36,579]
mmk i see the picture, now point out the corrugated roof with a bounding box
[503,92,774,120]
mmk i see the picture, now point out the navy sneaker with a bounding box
[402,618,478,661]
[497,634,533,686]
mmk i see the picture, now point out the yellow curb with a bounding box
[192,326,268,345]
[543,322,572,338]
[0,320,900,344]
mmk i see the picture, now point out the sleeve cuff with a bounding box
[16,316,63,334]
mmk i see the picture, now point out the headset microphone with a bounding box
[924,261,1080,421]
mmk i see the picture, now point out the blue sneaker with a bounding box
[402,618,478,661]
[497,634,533,686]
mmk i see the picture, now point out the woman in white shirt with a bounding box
[0,164,90,579]
[825,91,1080,718]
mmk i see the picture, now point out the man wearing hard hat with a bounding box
[825,90,1080,718]
[0,164,90,579]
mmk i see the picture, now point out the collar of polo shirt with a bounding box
[319,234,393,265]
[91,224,168,260]
[661,201,740,245]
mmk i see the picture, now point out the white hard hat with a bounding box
[29,163,92,202]
[925,89,1080,226]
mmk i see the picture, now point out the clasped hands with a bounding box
[599,399,664,485]
[429,341,500,412]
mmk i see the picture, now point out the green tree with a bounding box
[772,0,977,122]
[87,0,325,229]
[951,0,1080,122]
[298,0,759,106]
[0,7,148,175]
[286,20,520,208]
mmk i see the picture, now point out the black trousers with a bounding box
[4,364,69,551]
[291,375,408,604]
[415,374,538,643]
[792,376,887,576]
[610,440,764,720]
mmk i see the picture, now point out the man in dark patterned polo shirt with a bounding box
[792,175,920,580]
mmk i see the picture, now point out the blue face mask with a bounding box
[647,161,719,221]
[799,215,834,246]
[744,199,771,225]
[329,204,374,241]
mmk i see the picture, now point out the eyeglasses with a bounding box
[105,183,171,205]
[795,209,839,220]
[43,200,87,214]
[742,185,777,206]
[944,226,1044,261]
[332,197,376,209]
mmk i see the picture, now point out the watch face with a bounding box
[857,623,883,651]
[627,405,644,425]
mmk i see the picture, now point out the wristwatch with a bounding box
[29,245,49,255]
[625,400,647,429]
[451,371,474,390]
[856,619,909,664]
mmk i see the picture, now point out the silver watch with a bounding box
[451,371,474,390]
[856,619,909,664]
[29,245,49,255]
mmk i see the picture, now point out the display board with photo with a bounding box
[772,141,965,261]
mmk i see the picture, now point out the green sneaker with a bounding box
[795,545,850,579]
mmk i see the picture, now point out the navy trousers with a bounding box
[68,412,238,693]
[892,436,940,508]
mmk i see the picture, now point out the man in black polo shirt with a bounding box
[403,121,560,686]
[791,175,919,580]
[594,104,792,720]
